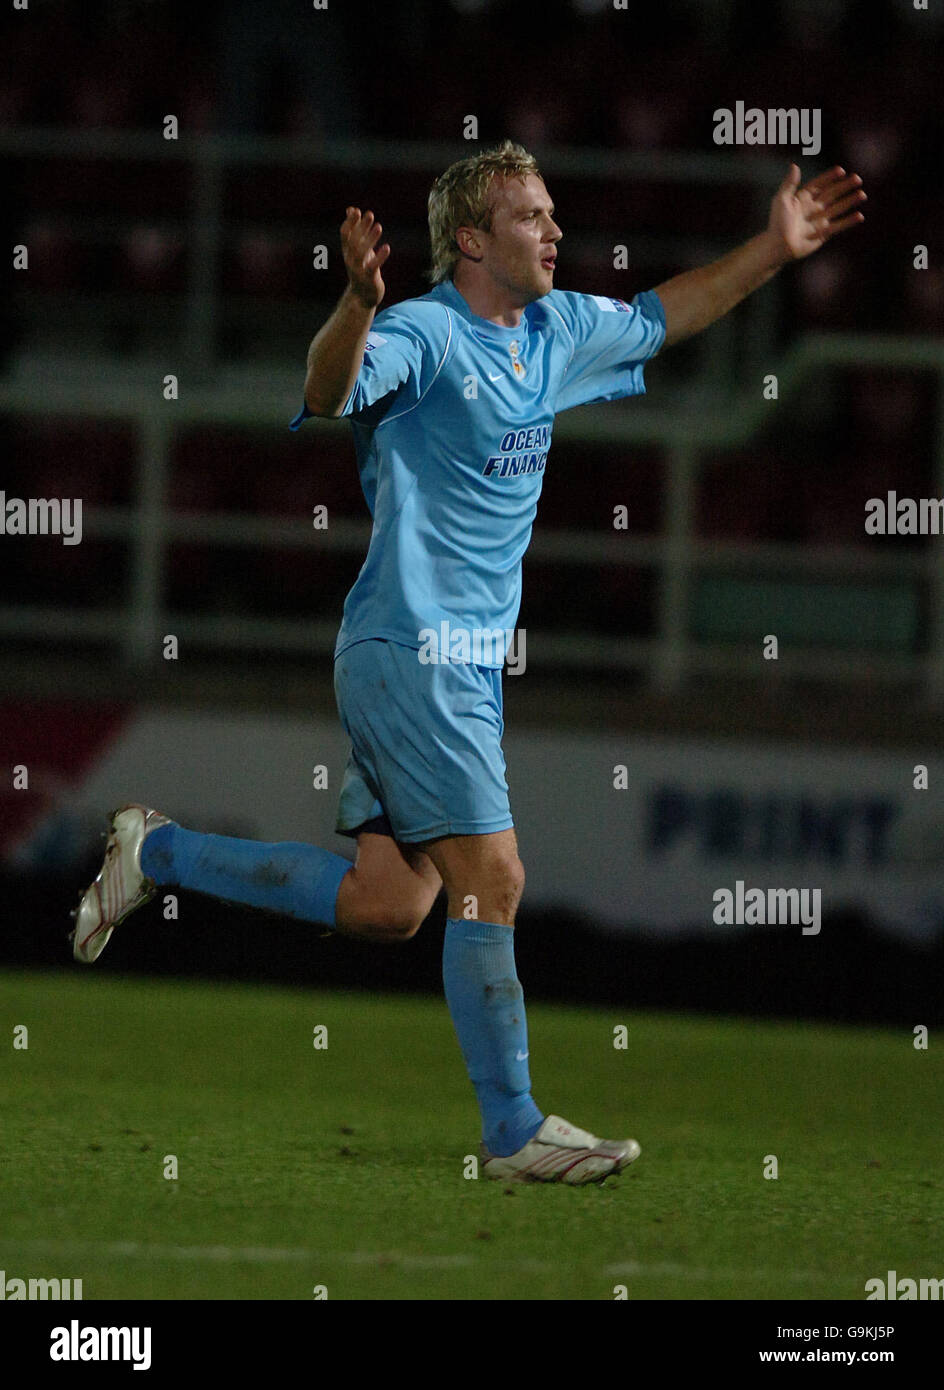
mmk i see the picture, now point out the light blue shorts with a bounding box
[333,638,514,843]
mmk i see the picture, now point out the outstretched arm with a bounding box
[303,208,391,417]
[653,165,866,350]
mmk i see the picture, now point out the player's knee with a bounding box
[370,881,436,940]
[388,890,432,939]
[507,854,526,907]
[513,857,527,914]
[487,854,525,922]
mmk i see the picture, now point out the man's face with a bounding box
[466,173,562,305]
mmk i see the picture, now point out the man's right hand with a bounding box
[342,207,391,309]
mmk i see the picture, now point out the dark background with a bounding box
[2,0,943,1023]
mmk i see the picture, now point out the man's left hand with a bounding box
[767,163,866,263]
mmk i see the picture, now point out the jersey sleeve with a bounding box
[548,288,666,413]
[289,301,452,430]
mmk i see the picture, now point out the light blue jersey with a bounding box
[291,278,665,667]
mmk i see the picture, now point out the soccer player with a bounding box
[72,141,864,1184]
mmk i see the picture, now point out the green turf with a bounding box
[1,968,941,1300]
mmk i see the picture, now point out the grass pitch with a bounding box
[1,967,941,1301]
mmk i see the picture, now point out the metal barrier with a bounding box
[4,131,941,695]
[2,336,942,697]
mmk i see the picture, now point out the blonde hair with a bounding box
[427,140,542,284]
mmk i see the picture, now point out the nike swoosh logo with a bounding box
[488,371,503,382]
[515,1050,529,1061]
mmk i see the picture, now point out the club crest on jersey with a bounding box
[509,339,525,378]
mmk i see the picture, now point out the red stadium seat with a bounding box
[120,225,187,293]
[795,252,857,329]
[21,221,85,291]
[228,231,299,297]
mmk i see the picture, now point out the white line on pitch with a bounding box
[0,1237,823,1282]
[604,1261,819,1282]
[0,1239,474,1270]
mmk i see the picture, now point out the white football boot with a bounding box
[70,805,172,963]
[481,1114,641,1185]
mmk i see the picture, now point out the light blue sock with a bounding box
[140,822,351,929]
[442,917,544,1157]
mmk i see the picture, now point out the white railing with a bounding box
[2,335,942,697]
[4,130,940,695]
[4,128,784,377]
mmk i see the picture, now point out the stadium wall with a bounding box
[3,700,943,1026]
[6,702,943,944]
